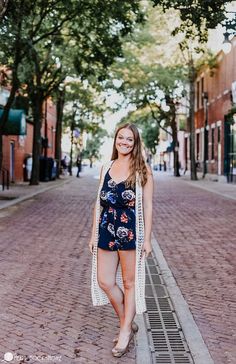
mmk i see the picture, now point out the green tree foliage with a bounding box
[63,80,107,132]
[151,0,231,41]
[107,4,186,175]
[0,0,8,21]
[0,0,144,182]
[151,0,233,179]
[83,126,107,167]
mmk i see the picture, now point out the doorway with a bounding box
[10,141,15,182]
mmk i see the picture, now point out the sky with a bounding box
[207,1,236,52]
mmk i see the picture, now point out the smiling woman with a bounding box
[88,123,154,358]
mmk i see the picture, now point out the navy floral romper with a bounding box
[98,167,136,251]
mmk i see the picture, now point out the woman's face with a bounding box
[115,128,135,156]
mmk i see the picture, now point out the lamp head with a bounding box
[222,32,232,54]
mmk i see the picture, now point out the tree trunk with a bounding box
[55,88,65,178]
[166,96,180,177]
[30,94,43,185]
[0,0,9,20]
[170,106,180,177]
[189,58,197,180]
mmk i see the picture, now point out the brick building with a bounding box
[192,37,236,182]
[1,91,57,183]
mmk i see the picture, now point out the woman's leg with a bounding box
[97,248,125,325]
[114,249,136,349]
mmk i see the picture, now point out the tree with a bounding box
[0,0,144,184]
[151,0,234,179]
[0,0,8,21]
[151,0,231,41]
[62,80,108,172]
[106,5,186,176]
[83,127,107,168]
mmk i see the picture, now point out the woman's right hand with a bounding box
[88,239,95,254]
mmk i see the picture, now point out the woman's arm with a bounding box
[88,165,103,253]
[142,165,154,258]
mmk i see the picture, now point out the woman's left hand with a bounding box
[141,240,152,258]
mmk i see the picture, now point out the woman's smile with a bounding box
[116,129,134,155]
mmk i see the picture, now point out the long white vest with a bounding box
[91,160,146,314]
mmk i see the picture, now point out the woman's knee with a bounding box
[123,278,135,290]
[98,278,115,292]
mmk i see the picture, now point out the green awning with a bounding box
[0,109,26,135]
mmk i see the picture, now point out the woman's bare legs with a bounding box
[97,248,125,325]
[114,249,136,349]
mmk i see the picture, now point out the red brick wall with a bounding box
[194,39,236,175]
[2,98,57,182]
[2,123,33,181]
[41,98,57,158]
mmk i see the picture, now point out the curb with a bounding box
[135,312,152,364]
[0,178,71,211]
[181,179,236,201]
[151,234,214,364]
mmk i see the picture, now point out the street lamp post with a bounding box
[229,113,236,182]
[222,12,236,54]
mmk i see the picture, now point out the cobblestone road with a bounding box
[0,169,235,364]
[0,175,135,364]
[153,172,236,364]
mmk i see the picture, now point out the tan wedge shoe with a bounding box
[112,331,134,358]
[112,321,139,344]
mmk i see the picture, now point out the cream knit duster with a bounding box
[91,160,146,314]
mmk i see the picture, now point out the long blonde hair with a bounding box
[111,123,148,187]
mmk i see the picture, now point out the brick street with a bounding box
[0,169,235,364]
[153,172,236,364]
[0,174,135,364]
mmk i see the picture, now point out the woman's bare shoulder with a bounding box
[146,163,153,175]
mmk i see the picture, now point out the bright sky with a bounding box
[207,1,236,52]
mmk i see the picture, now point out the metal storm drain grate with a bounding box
[144,254,194,364]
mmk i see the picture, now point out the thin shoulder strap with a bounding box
[99,160,113,186]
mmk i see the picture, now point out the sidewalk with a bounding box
[2,169,234,211]
[155,170,236,200]
[0,175,70,210]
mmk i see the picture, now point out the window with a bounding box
[206,129,209,161]
[196,81,200,109]
[201,77,204,108]
[211,128,215,160]
[196,133,200,160]
[218,126,221,143]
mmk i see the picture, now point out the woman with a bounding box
[89,123,153,357]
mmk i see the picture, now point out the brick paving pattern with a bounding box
[152,173,236,364]
[0,176,135,364]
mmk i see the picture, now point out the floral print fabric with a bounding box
[98,169,136,251]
